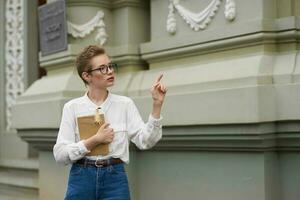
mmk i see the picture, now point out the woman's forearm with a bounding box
[151,102,162,119]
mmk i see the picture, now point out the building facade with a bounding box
[0,0,300,199]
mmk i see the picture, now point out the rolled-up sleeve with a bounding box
[53,103,90,165]
[126,99,162,150]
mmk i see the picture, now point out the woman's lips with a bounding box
[107,77,114,81]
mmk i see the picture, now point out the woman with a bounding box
[53,45,167,200]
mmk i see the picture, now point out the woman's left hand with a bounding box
[151,74,167,106]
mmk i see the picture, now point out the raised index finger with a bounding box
[155,74,163,83]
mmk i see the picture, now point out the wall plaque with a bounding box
[38,0,67,56]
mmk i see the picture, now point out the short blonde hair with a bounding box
[75,45,106,84]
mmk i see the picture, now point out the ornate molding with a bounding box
[167,0,236,34]
[167,1,177,34]
[5,0,25,131]
[67,11,108,46]
[224,0,236,21]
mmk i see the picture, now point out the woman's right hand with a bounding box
[94,123,114,144]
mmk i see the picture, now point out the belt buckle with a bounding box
[94,159,103,167]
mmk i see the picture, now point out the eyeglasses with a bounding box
[87,63,117,75]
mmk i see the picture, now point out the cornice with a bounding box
[141,30,300,63]
[66,0,112,9]
[112,0,149,9]
[17,121,300,152]
[66,0,149,9]
[141,17,300,63]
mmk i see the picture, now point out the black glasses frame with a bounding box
[87,62,117,75]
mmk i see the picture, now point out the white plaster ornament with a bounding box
[167,0,236,34]
[67,11,108,45]
[5,0,25,131]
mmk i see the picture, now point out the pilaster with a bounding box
[0,0,6,131]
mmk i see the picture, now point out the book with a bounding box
[77,112,109,156]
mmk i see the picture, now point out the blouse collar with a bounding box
[84,90,112,113]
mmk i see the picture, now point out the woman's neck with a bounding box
[87,87,108,106]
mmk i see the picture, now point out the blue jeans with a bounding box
[64,163,131,200]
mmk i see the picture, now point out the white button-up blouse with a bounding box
[53,91,162,165]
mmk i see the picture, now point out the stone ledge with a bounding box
[17,121,300,152]
[112,0,149,9]
[0,158,39,171]
[17,129,57,152]
[65,0,149,10]
[0,183,38,200]
[141,17,300,63]
[39,43,147,72]
[66,0,112,8]
[141,30,300,63]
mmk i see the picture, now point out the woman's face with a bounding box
[84,54,115,89]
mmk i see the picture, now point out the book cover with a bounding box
[77,113,109,156]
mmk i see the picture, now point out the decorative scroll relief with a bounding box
[67,11,108,45]
[224,0,236,21]
[5,0,25,131]
[167,0,236,34]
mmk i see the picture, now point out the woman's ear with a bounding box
[82,72,90,83]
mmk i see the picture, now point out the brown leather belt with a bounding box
[76,158,123,167]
